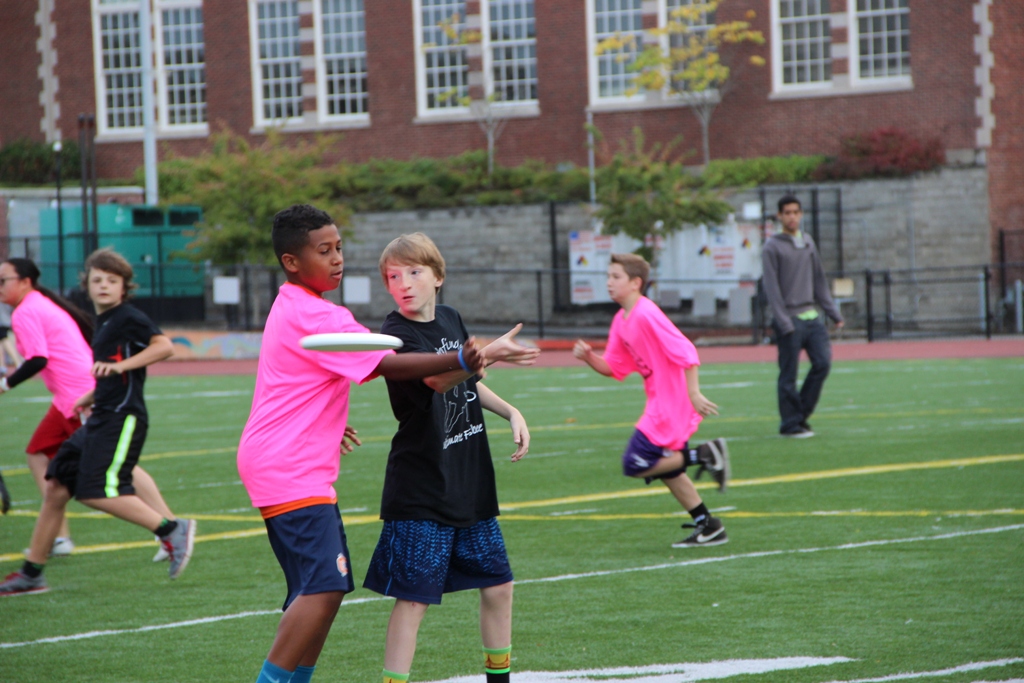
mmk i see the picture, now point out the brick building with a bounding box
[1,1,1021,261]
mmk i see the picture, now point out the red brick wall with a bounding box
[989,0,1024,262]
[0,3,44,145]
[9,1,988,182]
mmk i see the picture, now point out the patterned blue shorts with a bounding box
[363,517,513,604]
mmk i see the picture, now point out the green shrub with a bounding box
[700,154,826,188]
[0,138,81,185]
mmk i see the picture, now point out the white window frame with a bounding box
[413,0,471,119]
[313,0,370,125]
[770,0,833,95]
[480,0,538,108]
[248,0,305,129]
[92,0,146,137]
[92,0,209,139]
[848,0,911,87]
[413,0,539,122]
[586,0,647,108]
[153,0,208,134]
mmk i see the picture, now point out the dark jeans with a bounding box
[774,316,832,433]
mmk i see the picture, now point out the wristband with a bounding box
[457,347,471,373]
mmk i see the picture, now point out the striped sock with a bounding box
[383,669,410,683]
[484,645,511,683]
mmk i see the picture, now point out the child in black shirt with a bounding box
[364,233,538,683]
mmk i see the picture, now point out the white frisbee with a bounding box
[301,332,404,352]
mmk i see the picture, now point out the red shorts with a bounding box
[26,403,82,458]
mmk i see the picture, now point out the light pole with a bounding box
[53,141,64,293]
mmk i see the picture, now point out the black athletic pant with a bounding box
[774,315,832,434]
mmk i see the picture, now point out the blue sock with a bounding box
[256,659,293,683]
[291,665,315,683]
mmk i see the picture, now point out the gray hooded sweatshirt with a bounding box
[761,231,843,336]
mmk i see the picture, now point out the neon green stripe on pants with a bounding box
[105,414,137,498]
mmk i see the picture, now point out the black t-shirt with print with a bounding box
[378,305,499,527]
[91,303,162,419]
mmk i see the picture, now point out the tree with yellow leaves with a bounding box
[597,1,765,166]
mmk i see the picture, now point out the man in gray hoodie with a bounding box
[761,195,844,437]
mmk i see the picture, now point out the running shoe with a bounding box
[672,516,728,548]
[165,519,196,579]
[0,571,49,597]
[694,438,730,492]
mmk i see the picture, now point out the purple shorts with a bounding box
[621,429,686,477]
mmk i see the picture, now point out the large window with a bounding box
[251,0,303,124]
[854,0,909,80]
[92,0,208,135]
[771,0,912,97]
[413,0,538,118]
[158,3,206,127]
[487,0,537,103]
[778,0,832,86]
[318,0,368,118]
[590,0,644,101]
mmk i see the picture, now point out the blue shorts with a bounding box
[363,518,513,605]
[621,429,685,477]
[265,504,355,611]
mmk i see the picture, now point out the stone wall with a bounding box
[202,167,991,335]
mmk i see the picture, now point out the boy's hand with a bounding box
[73,392,94,416]
[340,425,362,455]
[92,361,123,378]
[484,323,541,366]
[572,339,593,360]
[508,411,530,462]
[690,392,719,417]
[461,338,486,374]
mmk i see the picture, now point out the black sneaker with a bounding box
[0,472,10,515]
[672,516,728,548]
[800,420,813,432]
[693,438,730,492]
[781,427,814,438]
[0,571,49,597]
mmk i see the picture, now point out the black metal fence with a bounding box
[3,233,1023,341]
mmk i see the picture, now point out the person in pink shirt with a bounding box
[0,258,177,556]
[238,205,511,683]
[573,253,731,548]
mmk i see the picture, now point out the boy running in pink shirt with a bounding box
[573,253,730,548]
[237,205,506,683]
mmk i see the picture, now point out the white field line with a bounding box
[3,524,1022,650]
[818,658,1024,683]
[515,523,1024,585]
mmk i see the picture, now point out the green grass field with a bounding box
[1,356,1022,683]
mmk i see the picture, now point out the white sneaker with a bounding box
[152,535,170,562]
[23,538,76,558]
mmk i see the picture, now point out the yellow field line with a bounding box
[502,509,1024,522]
[499,453,1024,510]
[4,405,1023,478]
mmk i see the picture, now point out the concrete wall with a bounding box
[198,167,990,334]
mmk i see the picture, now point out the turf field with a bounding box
[1,356,1022,683]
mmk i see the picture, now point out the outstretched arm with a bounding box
[477,382,529,461]
[92,335,174,377]
[572,340,613,377]
[376,338,485,381]
[424,324,540,394]
[684,366,718,417]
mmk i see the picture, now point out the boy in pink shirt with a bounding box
[574,253,730,548]
[237,205,492,683]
